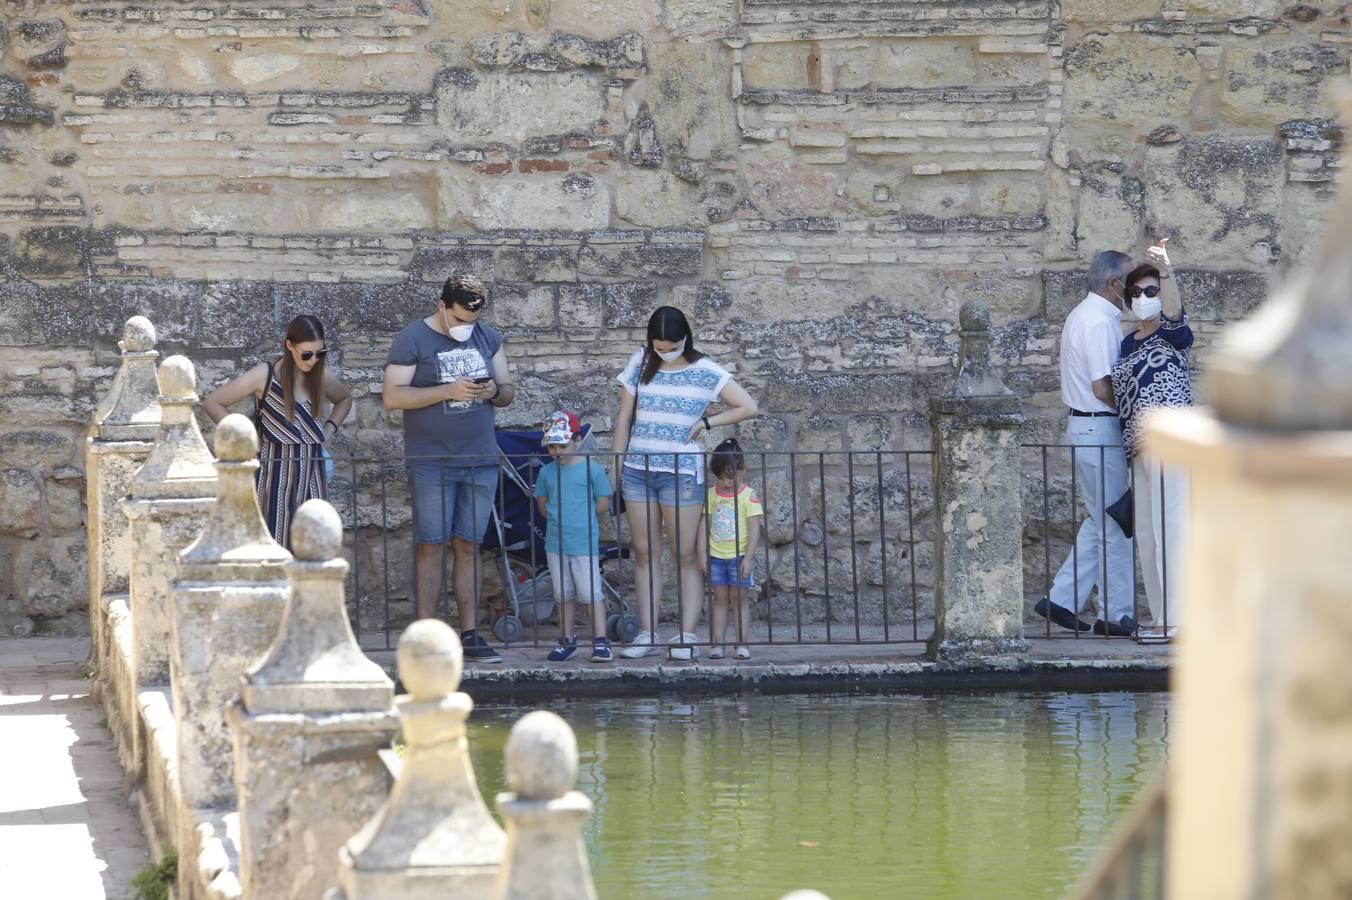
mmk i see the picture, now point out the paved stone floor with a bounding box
[0,638,150,900]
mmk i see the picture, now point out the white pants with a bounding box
[1048,416,1136,623]
[547,552,603,604]
[1132,455,1188,631]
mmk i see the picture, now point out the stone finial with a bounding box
[1207,82,1352,430]
[179,414,290,577]
[241,499,391,714]
[931,300,1020,415]
[505,711,578,801]
[338,619,505,895]
[494,711,596,900]
[132,354,216,500]
[93,315,162,441]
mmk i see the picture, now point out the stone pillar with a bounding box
[85,316,160,712]
[927,300,1027,662]
[171,414,292,895]
[1150,90,1352,900]
[494,711,597,900]
[124,354,217,689]
[230,499,398,900]
[334,618,506,899]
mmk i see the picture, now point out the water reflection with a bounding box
[468,691,1170,899]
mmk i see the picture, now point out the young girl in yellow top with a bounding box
[697,438,763,660]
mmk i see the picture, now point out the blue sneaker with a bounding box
[547,636,578,662]
[590,636,613,662]
[461,629,503,663]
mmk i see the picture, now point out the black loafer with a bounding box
[1034,598,1092,633]
[1092,615,1137,637]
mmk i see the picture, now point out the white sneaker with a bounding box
[620,631,657,659]
[667,632,700,661]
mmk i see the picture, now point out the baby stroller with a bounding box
[483,427,639,645]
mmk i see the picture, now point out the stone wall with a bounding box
[1,0,1346,632]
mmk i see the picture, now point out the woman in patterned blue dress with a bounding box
[1110,241,1191,642]
[204,315,353,549]
[611,307,760,660]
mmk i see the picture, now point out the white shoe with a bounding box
[667,632,700,661]
[620,631,657,659]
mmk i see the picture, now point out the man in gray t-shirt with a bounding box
[384,275,515,662]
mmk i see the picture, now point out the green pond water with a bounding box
[466,691,1170,900]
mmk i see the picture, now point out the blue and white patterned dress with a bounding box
[617,349,732,482]
[1110,310,1194,461]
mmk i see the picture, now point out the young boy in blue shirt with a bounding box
[534,410,614,662]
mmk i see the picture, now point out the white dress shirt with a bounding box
[1059,291,1123,414]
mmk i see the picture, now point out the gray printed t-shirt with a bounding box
[385,318,503,465]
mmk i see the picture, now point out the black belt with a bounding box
[1069,409,1116,418]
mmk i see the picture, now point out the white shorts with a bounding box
[546,552,603,605]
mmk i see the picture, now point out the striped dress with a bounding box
[255,368,327,549]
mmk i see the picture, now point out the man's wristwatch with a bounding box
[489,383,503,402]
[702,415,712,431]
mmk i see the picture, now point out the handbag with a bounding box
[1106,489,1134,539]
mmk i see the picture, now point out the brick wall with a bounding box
[0,0,1345,632]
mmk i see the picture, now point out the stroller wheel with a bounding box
[493,615,524,645]
[605,613,621,642]
[617,614,641,644]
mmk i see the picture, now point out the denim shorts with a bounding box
[708,555,754,589]
[621,464,702,508]
[407,461,497,545]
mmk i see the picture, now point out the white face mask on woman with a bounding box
[654,338,687,363]
[1131,295,1162,321]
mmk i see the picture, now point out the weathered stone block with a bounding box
[1144,138,1284,266]
[499,246,579,282]
[1061,0,1163,21]
[1064,34,1202,125]
[547,0,658,36]
[441,172,611,230]
[436,69,607,144]
[1076,165,1145,253]
[1222,44,1347,128]
[664,0,736,34]
[16,535,88,621]
[320,194,435,233]
[410,246,494,283]
[491,283,559,331]
[0,468,43,536]
[14,226,86,277]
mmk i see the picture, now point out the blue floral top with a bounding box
[1110,310,1193,462]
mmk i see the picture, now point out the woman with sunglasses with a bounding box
[204,314,353,548]
[1110,240,1192,643]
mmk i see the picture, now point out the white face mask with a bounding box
[1131,295,1162,321]
[654,338,687,363]
[442,308,475,342]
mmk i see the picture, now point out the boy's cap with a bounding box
[542,410,582,446]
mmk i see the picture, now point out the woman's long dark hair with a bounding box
[277,314,327,423]
[639,306,705,385]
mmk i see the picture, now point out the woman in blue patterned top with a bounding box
[612,307,760,660]
[1110,240,1191,643]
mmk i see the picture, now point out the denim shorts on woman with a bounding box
[620,464,702,508]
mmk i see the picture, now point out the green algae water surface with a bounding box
[467,691,1169,899]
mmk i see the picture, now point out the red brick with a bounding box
[336,115,368,126]
[475,161,513,175]
[518,158,569,174]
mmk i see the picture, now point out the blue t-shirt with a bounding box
[534,459,612,556]
[385,319,503,465]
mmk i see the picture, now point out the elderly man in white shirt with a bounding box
[1035,250,1138,637]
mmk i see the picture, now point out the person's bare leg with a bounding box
[735,581,752,656]
[451,537,480,633]
[625,501,664,636]
[710,583,729,656]
[415,543,445,621]
[665,502,706,638]
[589,600,607,640]
[560,599,576,641]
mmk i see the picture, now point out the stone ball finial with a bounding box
[158,355,197,398]
[290,499,342,562]
[121,316,157,352]
[959,299,990,333]
[397,618,463,700]
[214,414,260,462]
[504,710,578,800]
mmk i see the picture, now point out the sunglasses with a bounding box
[297,348,329,361]
[1130,285,1160,299]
